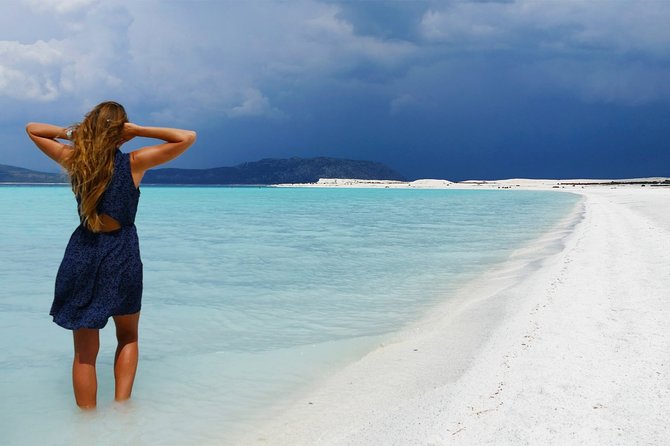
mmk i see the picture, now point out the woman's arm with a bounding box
[25,123,72,166]
[125,123,197,172]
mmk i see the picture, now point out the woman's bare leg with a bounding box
[72,328,100,409]
[112,312,140,401]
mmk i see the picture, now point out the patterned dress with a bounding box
[51,149,142,330]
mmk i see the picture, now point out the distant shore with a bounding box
[3,176,669,189]
[273,177,670,190]
[234,186,670,445]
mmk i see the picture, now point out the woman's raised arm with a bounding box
[125,123,197,172]
[25,122,73,166]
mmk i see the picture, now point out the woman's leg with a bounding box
[72,328,100,409]
[112,312,140,401]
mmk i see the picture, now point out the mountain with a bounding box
[0,164,67,183]
[143,156,404,184]
[0,156,404,185]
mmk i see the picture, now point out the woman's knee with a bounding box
[73,328,100,362]
[116,331,138,345]
[113,312,140,344]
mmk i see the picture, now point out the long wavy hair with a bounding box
[63,101,128,233]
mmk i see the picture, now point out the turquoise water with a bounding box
[0,185,579,445]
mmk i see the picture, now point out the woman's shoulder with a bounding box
[125,149,137,168]
[125,150,144,189]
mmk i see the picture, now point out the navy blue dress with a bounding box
[51,149,142,330]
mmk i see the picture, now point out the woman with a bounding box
[26,101,197,409]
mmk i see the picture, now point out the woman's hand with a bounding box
[120,122,139,145]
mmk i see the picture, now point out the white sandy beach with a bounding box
[275,177,670,190]
[234,184,670,445]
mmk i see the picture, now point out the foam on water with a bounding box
[0,185,579,445]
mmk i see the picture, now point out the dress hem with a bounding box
[51,308,141,331]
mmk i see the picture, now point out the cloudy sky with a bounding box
[2,0,669,180]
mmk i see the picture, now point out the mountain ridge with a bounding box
[0,156,405,184]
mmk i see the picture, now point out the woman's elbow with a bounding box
[186,130,197,145]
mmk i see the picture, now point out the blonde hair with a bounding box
[63,101,128,233]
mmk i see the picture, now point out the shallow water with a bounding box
[0,185,579,445]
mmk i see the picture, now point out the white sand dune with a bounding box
[234,186,670,445]
[275,177,669,190]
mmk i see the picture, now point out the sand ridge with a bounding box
[274,177,670,190]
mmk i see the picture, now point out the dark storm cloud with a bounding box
[2,0,669,179]
[325,0,432,42]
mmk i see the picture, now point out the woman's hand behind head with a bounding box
[120,122,138,145]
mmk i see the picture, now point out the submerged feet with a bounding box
[72,328,99,409]
[114,339,139,401]
[71,337,138,409]
[71,313,140,408]
[72,357,97,410]
[113,312,140,402]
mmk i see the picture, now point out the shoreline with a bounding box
[2,176,668,189]
[272,177,670,190]
[232,186,670,445]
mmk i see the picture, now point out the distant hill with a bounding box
[143,156,404,184]
[0,164,67,183]
[0,156,404,185]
